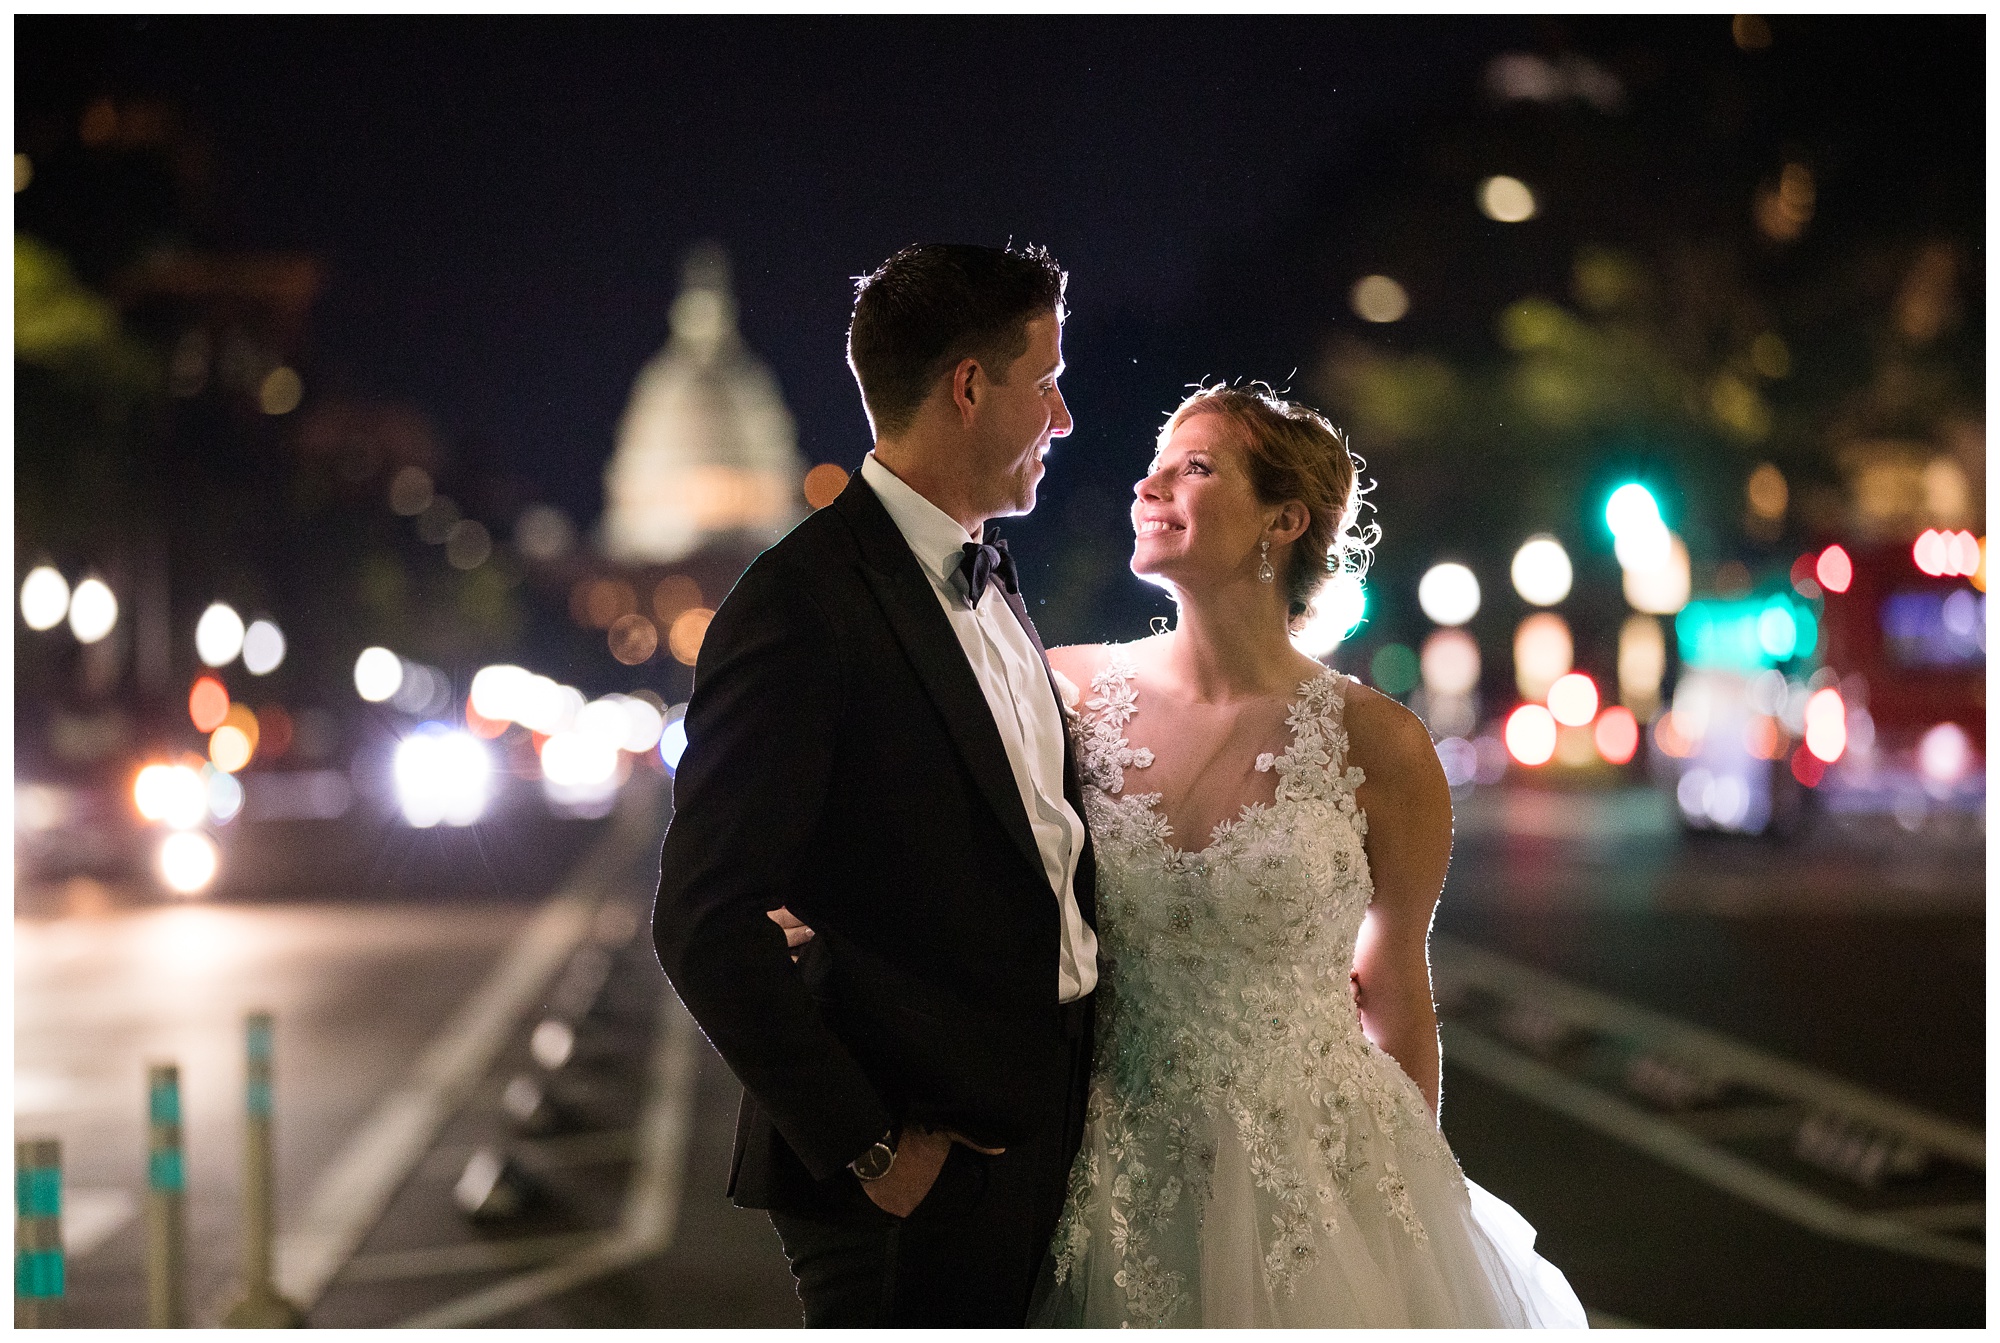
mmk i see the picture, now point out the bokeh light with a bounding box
[446,520,493,570]
[394,725,492,827]
[1803,687,1846,762]
[1478,174,1538,222]
[135,763,209,830]
[1350,275,1409,323]
[1594,706,1640,764]
[1505,704,1558,766]
[189,676,230,732]
[1513,612,1572,701]
[354,646,404,702]
[1623,535,1691,615]
[803,463,850,510]
[243,619,286,675]
[159,831,220,895]
[514,504,575,562]
[20,566,69,631]
[206,767,244,823]
[652,575,704,626]
[669,607,717,666]
[1745,463,1788,521]
[196,602,246,666]
[388,465,434,516]
[1292,572,1367,658]
[1546,672,1599,727]
[210,725,253,773]
[68,578,118,644]
[1417,562,1481,625]
[1510,536,1573,606]
[1917,722,1971,783]
[660,711,690,772]
[1617,614,1666,718]
[1420,628,1481,696]
[1814,544,1853,594]
[1370,643,1419,697]
[258,366,304,415]
[609,613,660,665]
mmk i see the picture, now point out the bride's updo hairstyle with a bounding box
[1160,382,1374,627]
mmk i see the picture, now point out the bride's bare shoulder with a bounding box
[1337,678,1444,788]
[1046,643,1110,688]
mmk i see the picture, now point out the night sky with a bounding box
[17,16,1536,521]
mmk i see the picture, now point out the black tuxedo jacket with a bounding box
[652,471,1097,1217]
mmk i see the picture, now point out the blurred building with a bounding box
[600,243,806,565]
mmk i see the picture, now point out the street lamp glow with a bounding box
[1420,628,1482,696]
[1546,672,1600,727]
[243,619,286,675]
[135,763,210,830]
[393,725,492,827]
[20,566,70,631]
[196,603,247,667]
[1478,175,1538,223]
[1510,536,1573,606]
[470,664,531,723]
[1505,704,1559,766]
[67,578,118,644]
[354,647,404,703]
[1292,571,1367,657]
[158,831,221,895]
[1417,563,1481,626]
[620,696,665,753]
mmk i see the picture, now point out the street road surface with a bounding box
[15,782,1981,1327]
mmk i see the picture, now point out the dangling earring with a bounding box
[1257,540,1275,585]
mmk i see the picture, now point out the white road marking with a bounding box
[1433,936,1984,1169]
[341,1231,597,1283]
[394,982,703,1327]
[63,1186,137,1258]
[273,781,664,1309]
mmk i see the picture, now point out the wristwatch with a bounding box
[849,1126,900,1182]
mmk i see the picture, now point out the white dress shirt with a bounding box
[859,453,1099,1002]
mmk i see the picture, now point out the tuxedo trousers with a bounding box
[768,995,1093,1327]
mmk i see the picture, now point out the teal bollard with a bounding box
[15,1137,63,1327]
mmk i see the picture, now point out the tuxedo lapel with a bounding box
[832,478,1049,890]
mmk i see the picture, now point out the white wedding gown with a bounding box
[1035,652,1588,1328]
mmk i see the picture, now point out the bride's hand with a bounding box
[767,906,816,962]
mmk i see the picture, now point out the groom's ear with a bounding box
[950,356,983,423]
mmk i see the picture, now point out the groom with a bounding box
[652,243,1097,1327]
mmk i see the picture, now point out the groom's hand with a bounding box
[766,906,815,962]
[858,1126,1006,1218]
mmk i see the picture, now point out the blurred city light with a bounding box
[394,725,493,827]
[576,696,633,753]
[258,366,304,415]
[67,577,118,644]
[1790,744,1827,787]
[196,602,247,666]
[1653,712,1694,759]
[1912,528,1983,578]
[1749,332,1790,378]
[390,661,452,717]
[1815,544,1853,594]
[135,763,208,830]
[1420,628,1481,696]
[1613,518,1673,573]
[1292,573,1367,657]
[1478,175,1538,223]
[189,676,230,732]
[514,503,576,561]
[1803,687,1847,762]
[1917,722,1971,784]
[1745,463,1788,521]
[1594,706,1641,764]
[1513,612,1572,701]
[446,520,493,570]
[1733,13,1774,50]
[1546,672,1599,727]
[158,831,220,895]
[609,613,660,665]
[20,565,69,631]
[1369,643,1419,696]
[803,463,850,510]
[1623,535,1691,615]
[1617,614,1666,718]
[470,665,531,722]
[1510,536,1573,606]
[1756,604,1799,659]
[242,619,286,675]
[652,575,704,626]
[1417,562,1480,625]
[14,152,31,193]
[1435,736,1477,788]
[1604,483,1662,538]
[1505,704,1558,766]
[210,725,253,773]
[660,709,689,772]
[388,465,434,516]
[354,646,404,702]
[205,767,244,823]
[1349,275,1409,323]
[619,696,665,753]
[540,731,620,789]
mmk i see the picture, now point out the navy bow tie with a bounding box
[957,539,1019,606]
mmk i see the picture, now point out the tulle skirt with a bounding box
[1033,1076,1588,1328]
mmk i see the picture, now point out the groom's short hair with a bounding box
[847,243,1068,437]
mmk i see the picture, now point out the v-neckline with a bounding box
[1115,664,1337,860]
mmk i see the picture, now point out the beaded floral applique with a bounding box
[1047,649,1454,1325]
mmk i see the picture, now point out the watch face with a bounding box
[854,1141,894,1182]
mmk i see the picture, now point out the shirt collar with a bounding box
[860,453,978,594]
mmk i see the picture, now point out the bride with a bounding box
[1033,383,1587,1328]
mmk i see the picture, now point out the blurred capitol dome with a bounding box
[601,243,806,564]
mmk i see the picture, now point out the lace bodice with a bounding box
[1049,648,1455,1324]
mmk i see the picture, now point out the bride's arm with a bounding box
[1344,686,1454,1123]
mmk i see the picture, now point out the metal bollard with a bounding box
[15,1138,63,1327]
[223,1013,303,1327]
[146,1064,187,1328]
